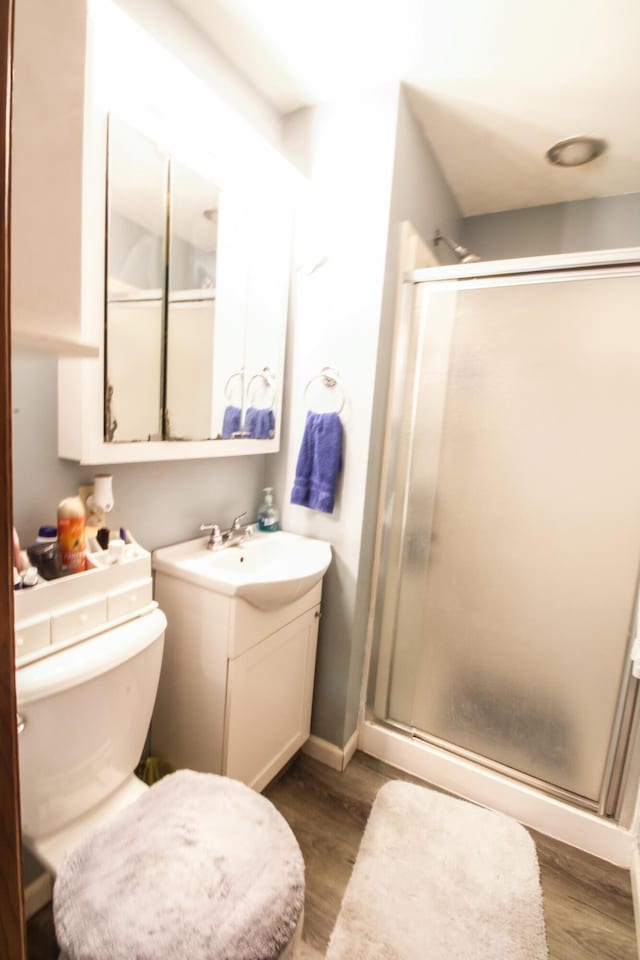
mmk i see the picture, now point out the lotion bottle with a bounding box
[257,487,280,532]
[57,495,87,573]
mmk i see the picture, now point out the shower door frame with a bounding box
[369,247,640,821]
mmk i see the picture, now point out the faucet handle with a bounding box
[200,522,223,545]
[230,512,247,530]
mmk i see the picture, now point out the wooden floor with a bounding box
[27,750,637,959]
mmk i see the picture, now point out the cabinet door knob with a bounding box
[17,713,26,734]
[314,610,321,619]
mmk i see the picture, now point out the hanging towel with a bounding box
[291,411,343,513]
[245,406,275,439]
[221,405,241,438]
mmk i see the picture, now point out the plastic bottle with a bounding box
[36,525,58,543]
[57,496,87,574]
[257,487,280,532]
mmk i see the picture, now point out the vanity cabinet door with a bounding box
[224,605,320,791]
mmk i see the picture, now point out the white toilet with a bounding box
[16,602,305,960]
[16,607,167,873]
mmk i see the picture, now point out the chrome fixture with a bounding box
[200,512,253,551]
[545,135,606,167]
[433,230,482,264]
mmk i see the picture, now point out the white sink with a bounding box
[152,530,332,611]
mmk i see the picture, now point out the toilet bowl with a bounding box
[16,607,167,872]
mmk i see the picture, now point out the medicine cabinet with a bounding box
[30,0,298,464]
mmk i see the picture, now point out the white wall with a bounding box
[114,0,282,149]
[268,85,461,748]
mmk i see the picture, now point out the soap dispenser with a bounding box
[258,487,280,532]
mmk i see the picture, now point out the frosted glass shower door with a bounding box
[385,272,640,804]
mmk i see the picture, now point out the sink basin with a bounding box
[152,530,332,611]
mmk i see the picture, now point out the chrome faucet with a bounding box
[200,512,253,551]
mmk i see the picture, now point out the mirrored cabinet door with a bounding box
[105,119,167,442]
[165,160,219,440]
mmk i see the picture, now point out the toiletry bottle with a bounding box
[36,525,58,543]
[258,487,280,532]
[57,495,87,574]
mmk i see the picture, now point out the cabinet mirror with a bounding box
[106,117,221,442]
[105,116,281,447]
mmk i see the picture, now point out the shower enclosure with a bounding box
[370,249,640,819]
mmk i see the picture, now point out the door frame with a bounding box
[0,0,26,957]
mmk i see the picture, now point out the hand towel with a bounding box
[221,405,241,438]
[291,411,343,513]
[245,406,275,439]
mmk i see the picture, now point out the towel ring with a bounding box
[303,366,345,414]
[224,369,244,405]
[246,367,276,410]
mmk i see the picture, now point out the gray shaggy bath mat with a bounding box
[326,780,548,960]
[54,770,305,960]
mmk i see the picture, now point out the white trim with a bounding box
[631,845,640,960]
[302,729,359,772]
[359,719,633,867]
[408,246,640,284]
[343,728,359,769]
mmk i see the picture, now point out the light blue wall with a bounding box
[12,355,268,557]
[461,193,640,260]
[268,85,461,749]
[269,86,401,749]
[349,87,461,740]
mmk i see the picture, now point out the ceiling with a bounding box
[172,0,640,217]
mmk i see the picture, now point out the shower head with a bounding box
[433,230,482,264]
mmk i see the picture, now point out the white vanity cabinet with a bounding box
[151,573,322,792]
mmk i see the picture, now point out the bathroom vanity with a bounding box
[150,532,332,792]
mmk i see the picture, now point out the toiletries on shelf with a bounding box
[12,527,22,570]
[258,487,280,532]
[57,495,87,574]
[27,540,63,580]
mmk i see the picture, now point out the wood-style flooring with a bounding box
[27,750,637,960]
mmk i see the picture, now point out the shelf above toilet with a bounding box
[14,545,156,667]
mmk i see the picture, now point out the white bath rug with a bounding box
[325,780,548,960]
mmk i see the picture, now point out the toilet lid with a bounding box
[53,769,305,960]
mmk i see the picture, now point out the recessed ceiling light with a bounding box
[545,136,607,167]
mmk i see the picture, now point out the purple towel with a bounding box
[245,406,275,439]
[291,411,343,513]
[221,405,241,438]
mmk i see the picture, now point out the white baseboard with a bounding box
[359,719,633,867]
[302,729,359,772]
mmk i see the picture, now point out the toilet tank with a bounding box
[16,608,166,840]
